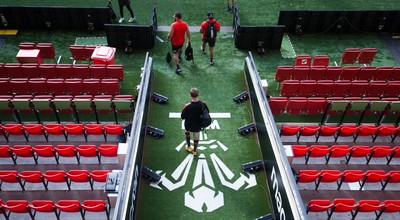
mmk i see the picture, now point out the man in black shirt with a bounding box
[181,88,209,156]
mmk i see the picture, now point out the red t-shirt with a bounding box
[171,20,188,46]
[200,19,220,39]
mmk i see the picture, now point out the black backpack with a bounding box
[205,21,217,39]
[185,43,193,61]
[199,101,212,129]
[165,51,172,63]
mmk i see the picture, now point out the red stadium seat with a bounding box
[55,200,84,219]
[352,200,382,219]
[357,66,377,81]
[32,145,56,164]
[29,79,49,95]
[359,170,388,190]
[100,79,120,95]
[316,125,340,142]
[297,126,320,142]
[296,170,319,185]
[341,48,361,65]
[328,198,358,220]
[10,79,31,95]
[84,124,106,141]
[64,124,87,142]
[386,146,400,165]
[0,80,12,95]
[76,145,100,164]
[340,66,360,81]
[46,79,67,96]
[325,145,351,164]
[385,82,400,97]
[23,124,46,142]
[334,125,359,142]
[103,124,124,140]
[348,80,368,97]
[353,125,379,142]
[64,79,83,95]
[305,145,330,164]
[84,45,97,60]
[268,97,287,114]
[292,66,309,80]
[376,200,400,219]
[291,145,309,158]
[90,64,107,79]
[366,146,393,165]
[0,145,16,164]
[382,170,400,190]
[308,66,326,80]
[39,64,58,78]
[106,64,124,80]
[374,66,394,81]
[0,170,24,191]
[366,81,387,97]
[305,98,327,115]
[72,64,91,79]
[280,125,300,138]
[314,80,333,97]
[66,170,92,190]
[286,97,307,115]
[306,200,332,214]
[345,145,372,164]
[21,64,40,79]
[274,66,293,82]
[357,48,377,65]
[19,170,47,190]
[390,67,400,81]
[315,170,342,190]
[44,124,67,142]
[280,80,299,97]
[36,43,56,59]
[332,80,351,97]
[295,55,312,67]
[325,66,342,80]
[82,200,110,220]
[298,80,316,96]
[82,79,102,95]
[312,55,329,67]
[29,200,59,220]
[337,170,365,190]
[90,170,110,183]
[4,63,22,78]
[19,42,36,49]
[11,145,35,164]
[2,200,33,219]
[56,64,74,79]
[42,170,69,190]
[70,45,87,61]
[54,145,78,164]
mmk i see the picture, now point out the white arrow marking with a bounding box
[175,140,217,152]
[169,112,231,118]
[217,141,228,151]
[151,154,194,191]
[184,186,224,212]
[210,153,257,191]
[193,154,214,189]
[175,141,187,151]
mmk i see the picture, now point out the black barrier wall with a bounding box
[0,6,111,30]
[112,53,152,220]
[278,10,400,34]
[244,52,307,220]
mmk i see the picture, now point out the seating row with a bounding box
[280,125,400,143]
[280,80,400,97]
[292,145,400,165]
[269,97,400,115]
[19,42,56,59]
[0,63,124,80]
[0,143,118,165]
[0,94,133,101]
[341,48,378,65]
[0,199,110,220]
[294,55,330,67]
[307,199,399,220]
[69,45,98,61]
[297,169,400,190]
[0,169,109,191]
[274,65,399,82]
[0,78,120,96]
[0,123,124,143]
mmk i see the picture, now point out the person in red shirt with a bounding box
[167,12,191,74]
[200,12,220,65]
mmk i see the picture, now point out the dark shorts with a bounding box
[172,45,183,53]
[185,126,201,133]
[203,38,216,47]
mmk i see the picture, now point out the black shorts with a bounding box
[172,45,183,53]
[203,38,216,47]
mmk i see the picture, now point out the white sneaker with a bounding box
[129,17,136,22]
[119,18,125,23]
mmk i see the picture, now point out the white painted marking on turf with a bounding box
[184,186,224,212]
[175,141,187,151]
[169,112,231,118]
[171,154,193,180]
[193,154,215,188]
[210,153,234,180]
[217,141,228,152]
[155,35,164,43]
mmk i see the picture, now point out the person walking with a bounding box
[226,0,235,12]
[200,12,220,65]
[181,88,209,156]
[167,12,191,74]
[113,0,135,23]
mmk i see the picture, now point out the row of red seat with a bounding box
[0,123,124,143]
[292,145,400,165]
[0,78,120,96]
[307,199,399,220]
[70,45,98,61]
[0,169,109,191]
[341,48,378,65]
[280,125,400,143]
[0,94,133,101]
[0,63,124,80]
[297,169,400,190]
[19,42,56,59]
[269,97,400,115]
[280,80,400,97]
[294,55,330,67]
[0,198,109,220]
[0,144,118,165]
[274,65,399,82]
